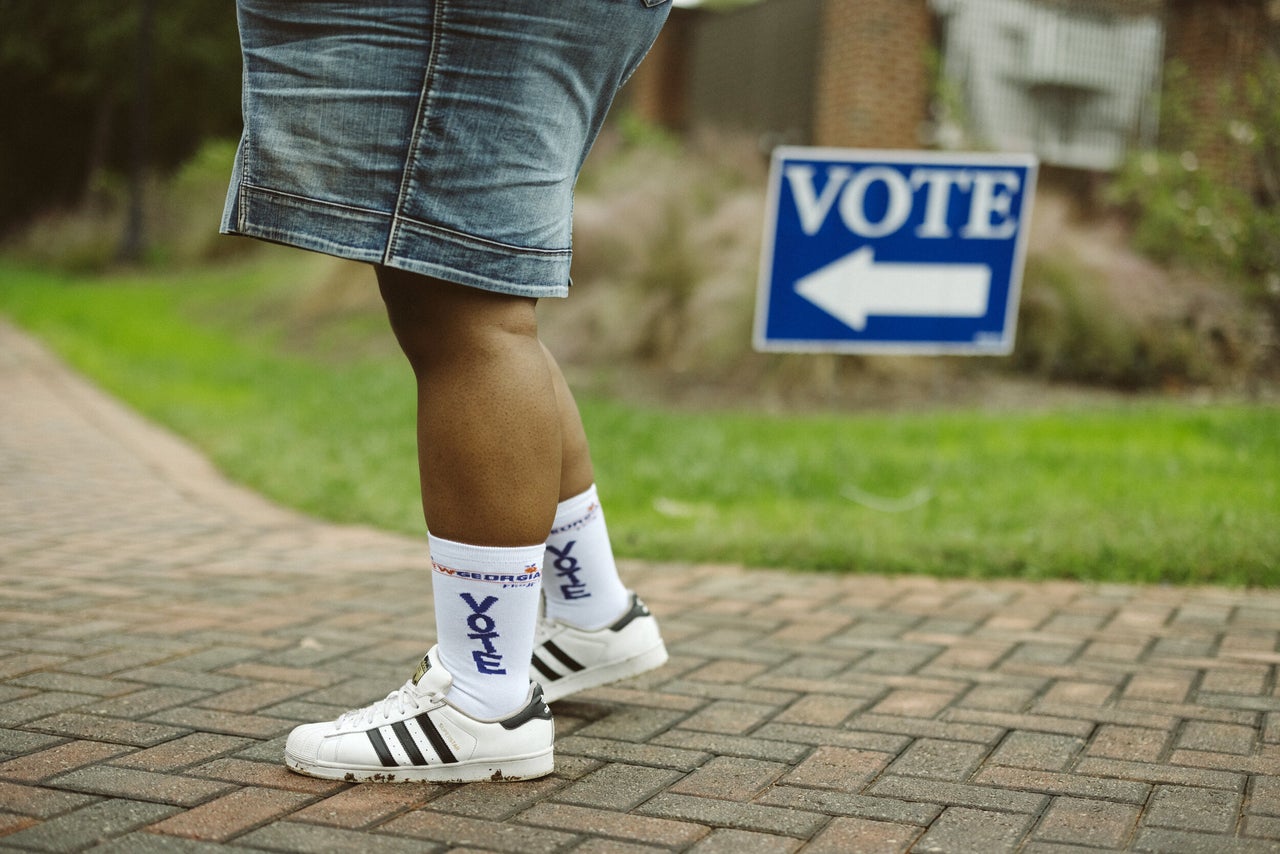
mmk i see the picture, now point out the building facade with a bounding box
[625,0,1273,179]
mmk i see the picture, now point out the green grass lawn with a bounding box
[3,258,1277,586]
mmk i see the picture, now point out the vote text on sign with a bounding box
[754,147,1039,355]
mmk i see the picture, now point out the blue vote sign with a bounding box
[754,147,1038,354]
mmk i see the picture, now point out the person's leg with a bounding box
[378,268,560,547]
[281,267,560,783]
[532,349,666,700]
[544,343,594,503]
[538,345,630,629]
[377,266,556,719]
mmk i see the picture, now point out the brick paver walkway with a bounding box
[1,318,1278,853]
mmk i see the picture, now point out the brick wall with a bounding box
[1163,0,1272,186]
[624,15,693,131]
[811,0,934,149]
[633,0,1271,169]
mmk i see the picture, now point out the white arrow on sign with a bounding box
[794,247,992,332]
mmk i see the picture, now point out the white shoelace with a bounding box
[337,680,438,729]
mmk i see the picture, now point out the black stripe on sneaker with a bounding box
[414,712,457,764]
[391,720,427,766]
[501,684,554,731]
[531,653,560,682]
[609,595,649,632]
[543,640,585,673]
[367,728,396,767]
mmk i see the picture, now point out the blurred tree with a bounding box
[0,0,242,236]
[119,0,154,261]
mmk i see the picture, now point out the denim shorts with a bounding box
[221,0,670,298]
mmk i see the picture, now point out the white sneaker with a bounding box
[533,593,668,703]
[285,646,554,783]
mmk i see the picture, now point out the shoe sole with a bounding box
[285,747,554,783]
[541,641,669,703]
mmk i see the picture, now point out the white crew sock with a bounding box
[543,484,631,631]
[428,534,542,719]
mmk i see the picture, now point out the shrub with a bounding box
[2,137,247,271]
[547,124,766,381]
[1108,56,1280,320]
[1012,255,1215,389]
